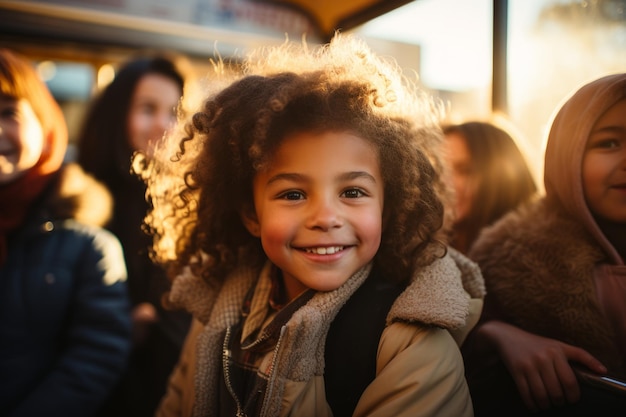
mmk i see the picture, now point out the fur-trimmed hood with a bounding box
[169,248,484,332]
[38,163,113,228]
[470,198,626,375]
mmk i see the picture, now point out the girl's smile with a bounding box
[301,246,346,255]
[296,245,351,265]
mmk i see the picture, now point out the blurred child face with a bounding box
[127,73,180,154]
[445,132,476,222]
[583,98,626,224]
[246,131,384,301]
[0,96,44,185]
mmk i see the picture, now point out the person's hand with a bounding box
[481,320,607,412]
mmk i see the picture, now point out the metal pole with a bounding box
[492,0,508,114]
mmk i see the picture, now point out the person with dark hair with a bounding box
[464,73,626,416]
[77,53,192,417]
[139,34,485,417]
[442,121,538,254]
[0,48,131,417]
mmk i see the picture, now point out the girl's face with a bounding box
[445,131,477,223]
[0,96,44,185]
[583,98,626,224]
[245,131,384,301]
[127,73,181,154]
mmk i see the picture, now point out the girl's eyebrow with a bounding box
[591,125,625,135]
[339,171,378,184]
[266,172,306,186]
[266,171,377,185]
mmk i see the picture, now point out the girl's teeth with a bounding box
[306,246,343,255]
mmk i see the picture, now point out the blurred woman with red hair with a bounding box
[0,48,132,417]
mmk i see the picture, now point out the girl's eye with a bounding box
[601,139,619,149]
[0,106,19,118]
[135,102,157,116]
[342,188,365,198]
[592,138,621,149]
[279,190,304,200]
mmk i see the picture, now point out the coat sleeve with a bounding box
[353,322,473,417]
[156,318,203,417]
[9,229,132,417]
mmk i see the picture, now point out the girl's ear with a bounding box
[240,207,261,237]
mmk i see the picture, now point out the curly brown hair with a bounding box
[141,35,449,286]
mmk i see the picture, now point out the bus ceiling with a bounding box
[0,0,414,57]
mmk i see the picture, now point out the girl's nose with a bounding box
[306,196,343,231]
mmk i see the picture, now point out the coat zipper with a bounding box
[260,325,287,417]
[222,326,247,417]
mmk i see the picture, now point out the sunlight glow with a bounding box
[354,0,492,91]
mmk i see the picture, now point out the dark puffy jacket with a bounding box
[0,164,132,417]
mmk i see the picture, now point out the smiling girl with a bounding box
[464,73,626,416]
[0,48,131,417]
[140,34,484,417]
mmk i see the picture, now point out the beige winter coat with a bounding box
[156,249,484,417]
